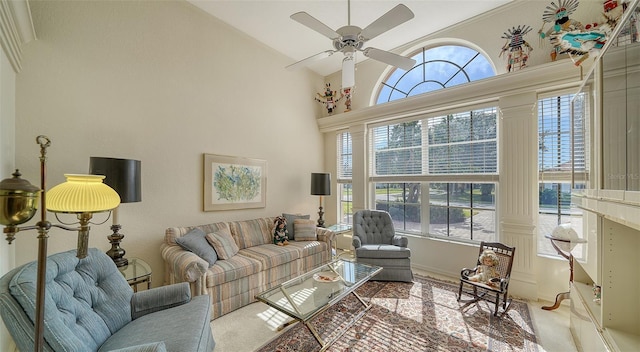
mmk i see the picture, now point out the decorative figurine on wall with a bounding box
[500,25,534,72]
[315,83,343,114]
[343,87,353,112]
[538,0,584,61]
[548,0,625,66]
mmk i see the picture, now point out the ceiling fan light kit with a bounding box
[288,0,416,90]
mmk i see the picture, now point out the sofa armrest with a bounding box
[352,236,362,249]
[160,243,208,284]
[392,235,408,247]
[108,341,167,352]
[315,227,335,244]
[131,282,191,320]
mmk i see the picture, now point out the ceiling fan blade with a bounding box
[360,4,414,41]
[291,12,340,40]
[363,47,416,71]
[286,50,336,71]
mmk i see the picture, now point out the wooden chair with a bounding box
[457,242,516,317]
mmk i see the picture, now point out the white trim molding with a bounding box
[0,0,35,73]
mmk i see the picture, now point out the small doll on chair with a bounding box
[273,216,289,246]
[468,249,500,285]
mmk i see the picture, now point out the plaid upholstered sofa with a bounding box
[161,216,334,319]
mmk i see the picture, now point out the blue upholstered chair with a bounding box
[0,248,215,352]
[352,210,413,282]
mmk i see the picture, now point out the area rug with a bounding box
[255,274,538,352]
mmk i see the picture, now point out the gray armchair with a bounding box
[0,248,215,352]
[352,210,413,282]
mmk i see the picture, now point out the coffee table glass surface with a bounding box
[256,259,381,321]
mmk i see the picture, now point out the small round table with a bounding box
[118,258,152,292]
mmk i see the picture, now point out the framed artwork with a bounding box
[203,154,267,211]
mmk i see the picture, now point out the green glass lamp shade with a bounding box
[0,170,41,226]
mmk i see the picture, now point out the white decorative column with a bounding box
[349,124,367,213]
[498,92,538,299]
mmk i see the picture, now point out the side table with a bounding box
[327,224,353,259]
[118,258,152,292]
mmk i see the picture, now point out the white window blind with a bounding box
[538,94,580,181]
[370,108,498,177]
[337,132,352,180]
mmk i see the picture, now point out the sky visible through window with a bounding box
[376,45,495,104]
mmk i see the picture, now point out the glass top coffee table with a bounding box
[256,259,381,351]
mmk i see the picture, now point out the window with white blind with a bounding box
[337,132,352,224]
[369,107,498,242]
[538,93,583,256]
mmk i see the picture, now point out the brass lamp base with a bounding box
[106,224,128,267]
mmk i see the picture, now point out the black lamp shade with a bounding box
[89,157,141,203]
[310,173,331,196]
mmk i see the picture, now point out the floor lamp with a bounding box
[0,136,120,352]
[89,157,142,267]
[310,173,331,227]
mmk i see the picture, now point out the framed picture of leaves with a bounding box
[203,153,267,211]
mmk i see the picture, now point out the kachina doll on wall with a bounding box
[500,25,534,72]
[343,87,353,112]
[538,0,584,61]
[548,0,625,66]
[315,83,343,114]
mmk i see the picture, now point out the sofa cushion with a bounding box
[9,249,133,352]
[206,255,262,286]
[175,228,217,266]
[356,244,411,259]
[238,244,300,269]
[293,219,317,240]
[98,295,213,352]
[165,222,230,245]
[206,228,239,260]
[228,218,274,249]
[282,213,310,240]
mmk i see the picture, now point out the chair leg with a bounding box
[458,282,463,301]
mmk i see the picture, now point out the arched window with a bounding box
[376,45,495,104]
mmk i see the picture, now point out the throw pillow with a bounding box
[175,228,217,266]
[282,213,310,240]
[206,228,239,260]
[293,219,317,241]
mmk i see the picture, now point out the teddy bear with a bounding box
[273,216,289,246]
[468,249,500,285]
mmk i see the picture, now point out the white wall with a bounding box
[13,0,325,285]
[0,36,17,352]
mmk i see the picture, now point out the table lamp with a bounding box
[311,173,331,227]
[89,157,141,267]
[0,135,120,351]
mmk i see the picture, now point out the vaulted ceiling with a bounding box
[187,0,514,76]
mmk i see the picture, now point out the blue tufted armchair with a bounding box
[0,248,215,352]
[352,210,413,282]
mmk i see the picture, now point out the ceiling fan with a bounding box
[286,0,417,88]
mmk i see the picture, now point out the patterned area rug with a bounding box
[256,274,538,352]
